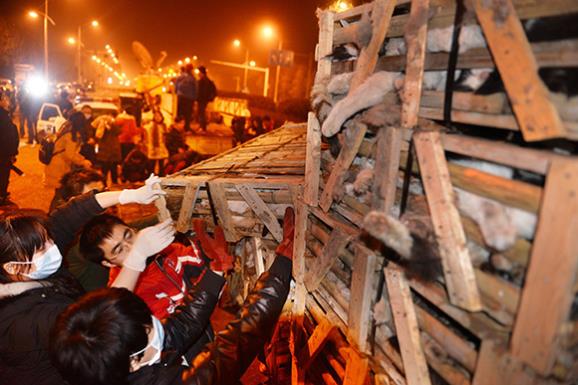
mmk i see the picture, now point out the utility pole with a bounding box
[43,0,48,78]
[77,25,82,83]
[273,40,283,104]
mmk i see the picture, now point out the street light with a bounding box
[69,19,100,83]
[28,1,55,79]
[232,39,250,93]
[261,24,283,103]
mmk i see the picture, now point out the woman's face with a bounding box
[3,240,54,281]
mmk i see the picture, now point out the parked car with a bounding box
[73,101,119,118]
[36,103,63,134]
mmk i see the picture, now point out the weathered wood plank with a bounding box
[304,112,322,207]
[372,126,403,213]
[401,0,429,129]
[176,182,200,232]
[414,130,482,311]
[473,0,565,141]
[473,340,538,385]
[297,319,336,370]
[207,182,240,242]
[347,244,378,353]
[305,228,350,292]
[511,159,578,375]
[343,349,370,385]
[236,184,283,242]
[385,267,432,385]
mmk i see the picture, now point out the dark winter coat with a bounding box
[0,107,19,161]
[127,255,292,385]
[0,192,104,385]
[164,127,188,156]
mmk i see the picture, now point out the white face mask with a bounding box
[130,316,165,368]
[7,244,62,280]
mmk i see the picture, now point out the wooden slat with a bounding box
[206,182,240,242]
[385,267,432,385]
[414,130,482,311]
[372,126,403,213]
[297,319,336,370]
[304,112,322,207]
[511,159,578,375]
[401,0,429,129]
[343,349,370,385]
[473,340,538,385]
[347,244,378,353]
[473,0,565,141]
[176,182,200,232]
[250,237,265,275]
[236,184,283,242]
[305,228,350,292]
[290,186,308,385]
[376,39,578,71]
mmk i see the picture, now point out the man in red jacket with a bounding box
[80,214,233,320]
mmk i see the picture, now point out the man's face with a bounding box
[99,224,136,267]
[81,107,92,119]
[174,120,185,132]
[82,181,105,194]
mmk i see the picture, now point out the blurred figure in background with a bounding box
[43,117,92,190]
[143,111,169,176]
[93,112,122,186]
[0,90,19,205]
[69,104,96,164]
[116,106,141,162]
[196,66,217,132]
[175,65,197,131]
[164,115,188,157]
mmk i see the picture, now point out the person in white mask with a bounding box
[0,174,173,385]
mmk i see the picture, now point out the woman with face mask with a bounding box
[0,174,173,385]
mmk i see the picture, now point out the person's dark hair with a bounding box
[81,104,92,112]
[174,115,184,123]
[59,168,105,201]
[0,211,51,282]
[80,214,127,263]
[50,287,152,385]
[125,106,135,116]
[198,66,207,75]
[185,63,194,75]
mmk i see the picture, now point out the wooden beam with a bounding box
[343,349,370,385]
[206,182,240,242]
[305,228,350,292]
[372,126,403,213]
[473,0,565,141]
[290,186,308,385]
[319,123,368,212]
[297,319,336,371]
[473,340,538,385]
[347,244,378,353]
[384,267,432,385]
[413,130,482,311]
[304,112,322,207]
[236,184,283,242]
[401,0,429,129]
[511,159,578,375]
[176,182,200,233]
[154,181,172,222]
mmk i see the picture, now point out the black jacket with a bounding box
[128,256,292,385]
[0,192,104,385]
[0,107,19,161]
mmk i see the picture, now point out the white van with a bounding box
[36,103,63,135]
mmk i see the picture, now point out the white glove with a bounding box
[122,219,175,272]
[119,174,166,205]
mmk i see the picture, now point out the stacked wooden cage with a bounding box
[160,1,578,384]
[293,0,578,385]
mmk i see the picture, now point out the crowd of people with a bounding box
[0,87,210,207]
[0,167,296,384]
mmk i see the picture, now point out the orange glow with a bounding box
[28,11,39,18]
[91,20,99,27]
[233,39,241,48]
[249,60,256,67]
[262,25,275,39]
[67,36,76,45]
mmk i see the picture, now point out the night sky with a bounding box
[1,0,360,83]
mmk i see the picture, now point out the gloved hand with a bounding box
[275,207,295,260]
[123,219,175,272]
[192,219,234,273]
[119,174,166,205]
